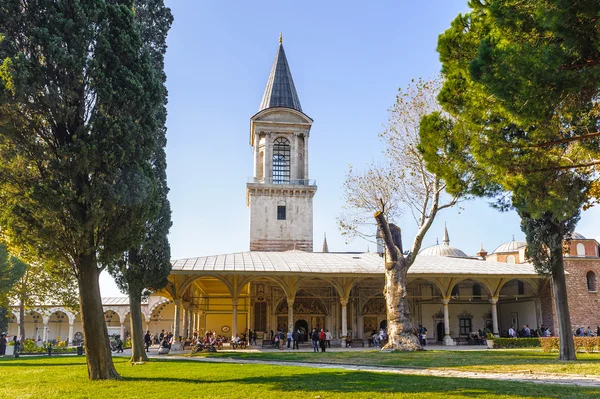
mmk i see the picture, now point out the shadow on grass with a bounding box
[124,370,600,398]
[192,350,600,369]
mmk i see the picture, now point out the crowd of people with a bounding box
[507,325,552,338]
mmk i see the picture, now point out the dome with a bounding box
[493,240,527,254]
[419,244,468,258]
[567,232,586,240]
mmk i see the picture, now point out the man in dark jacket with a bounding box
[144,331,152,352]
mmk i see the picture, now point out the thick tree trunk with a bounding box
[374,211,421,351]
[128,290,149,363]
[77,255,121,380]
[384,261,421,350]
[551,248,576,360]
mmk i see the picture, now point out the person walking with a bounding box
[325,330,332,348]
[292,329,299,349]
[286,330,292,348]
[319,329,326,352]
[311,329,319,352]
[144,331,152,352]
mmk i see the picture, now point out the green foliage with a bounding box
[540,337,600,353]
[492,338,541,349]
[0,243,26,308]
[0,0,166,269]
[108,0,172,297]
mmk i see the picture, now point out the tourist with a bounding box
[373,332,380,348]
[319,329,326,352]
[248,330,253,346]
[115,335,124,353]
[144,331,151,352]
[586,326,593,337]
[325,330,332,348]
[419,325,427,346]
[287,330,292,348]
[292,329,299,349]
[311,329,319,352]
[508,326,515,338]
[597,326,600,337]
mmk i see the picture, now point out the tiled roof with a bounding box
[258,43,303,112]
[171,252,539,276]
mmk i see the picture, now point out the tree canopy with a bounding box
[419,0,600,360]
[0,0,172,378]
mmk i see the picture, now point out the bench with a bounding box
[261,339,273,348]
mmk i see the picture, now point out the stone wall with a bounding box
[563,258,600,331]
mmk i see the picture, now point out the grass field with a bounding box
[1,355,599,399]
[190,349,600,376]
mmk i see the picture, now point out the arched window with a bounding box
[451,285,459,298]
[272,138,290,184]
[472,283,482,299]
[587,271,597,292]
[577,243,586,257]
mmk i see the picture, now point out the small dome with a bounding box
[493,240,527,254]
[567,232,586,240]
[419,244,468,258]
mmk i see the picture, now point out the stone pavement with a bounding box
[116,346,600,388]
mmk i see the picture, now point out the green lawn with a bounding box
[0,355,599,399]
[190,349,600,376]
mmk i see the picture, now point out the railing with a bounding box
[247,177,317,186]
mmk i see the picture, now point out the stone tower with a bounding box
[247,37,317,252]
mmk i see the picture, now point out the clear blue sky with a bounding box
[100,0,600,296]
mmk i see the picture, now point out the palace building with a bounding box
[7,39,600,346]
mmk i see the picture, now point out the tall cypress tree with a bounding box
[0,0,171,379]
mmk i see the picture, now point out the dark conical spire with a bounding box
[259,36,303,112]
[443,223,450,246]
[322,233,329,253]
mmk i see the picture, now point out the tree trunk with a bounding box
[374,211,422,351]
[384,261,421,350]
[19,300,25,341]
[77,254,121,380]
[551,247,576,360]
[128,290,149,363]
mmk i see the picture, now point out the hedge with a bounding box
[493,338,541,348]
[492,337,600,352]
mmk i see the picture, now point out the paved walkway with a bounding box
[116,346,600,388]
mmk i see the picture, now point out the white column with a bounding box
[120,323,125,340]
[291,133,299,182]
[287,298,294,331]
[182,305,188,340]
[534,298,543,328]
[232,300,238,337]
[358,315,364,339]
[68,322,74,345]
[442,297,455,345]
[253,132,260,179]
[303,134,309,180]
[340,297,348,339]
[490,296,499,337]
[265,132,273,181]
[42,316,50,342]
[173,299,182,341]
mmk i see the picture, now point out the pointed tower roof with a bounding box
[322,233,329,253]
[443,223,450,246]
[259,36,303,112]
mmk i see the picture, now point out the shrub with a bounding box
[539,337,559,352]
[493,338,541,349]
[56,340,67,347]
[574,336,600,353]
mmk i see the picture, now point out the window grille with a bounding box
[277,205,286,220]
[273,138,290,184]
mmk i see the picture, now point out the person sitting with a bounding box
[345,335,352,348]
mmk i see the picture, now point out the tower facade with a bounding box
[247,39,317,252]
